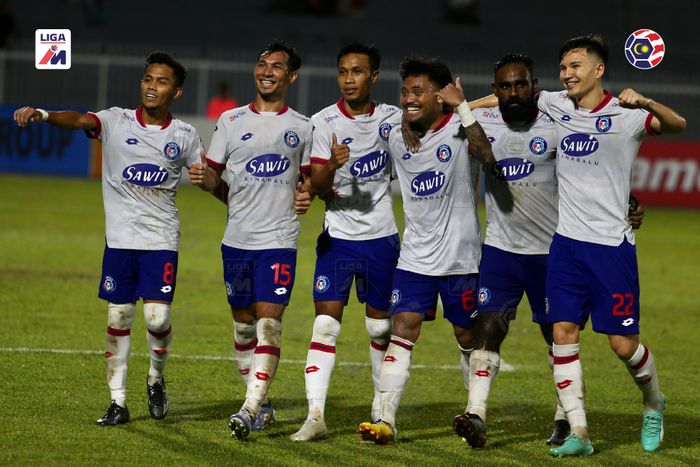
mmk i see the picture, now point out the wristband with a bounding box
[456,100,476,127]
[36,108,49,122]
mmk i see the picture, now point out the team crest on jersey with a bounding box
[478,287,491,305]
[436,144,452,162]
[411,171,446,196]
[529,137,547,155]
[123,163,168,186]
[595,116,612,133]
[350,150,388,178]
[379,123,392,142]
[102,276,116,293]
[315,275,330,293]
[163,142,181,160]
[390,288,401,305]
[284,130,300,148]
[560,134,599,157]
[498,157,535,181]
[225,281,233,297]
[246,154,291,177]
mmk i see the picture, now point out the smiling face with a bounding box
[559,48,604,101]
[337,53,377,105]
[254,50,296,101]
[140,63,182,111]
[493,62,537,123]
[400,74,442,130]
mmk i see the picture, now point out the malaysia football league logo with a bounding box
[35,29,71,70]
[625,29,665,69]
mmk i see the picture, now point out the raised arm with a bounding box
[14,107,96,130]
[310,132,349,196]
[618,89,687,134]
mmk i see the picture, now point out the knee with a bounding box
[365,316,391,341]
[474,314,509,350]
[234,320,257,342]
[257,317,282,346]
[453,326,473,349]
[552,322,579,345]
[143,302,171,333]
[108,302,136,329]
[609,335,639,360]
[313,314,341,342]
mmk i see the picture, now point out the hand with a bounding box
[13,106,43,127]
[328,133,350,170]
[294,181,312,214]
[628,194,645,229]
[401,119,421,152]
[488,160,506,181]
[618,88,653,110]
[436,77,466,108]
[319,185,339,203]
[189,149,208,186]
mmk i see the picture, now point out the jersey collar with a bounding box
[432,112,453,132]
[336,98,376,120]
[589,90,613,113]
[248,101,289,115]
[135,106,172,129]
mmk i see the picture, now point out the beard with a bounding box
[499,96,536,124]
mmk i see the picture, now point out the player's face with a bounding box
[400,74,441,127]
[254,51,297,100]
[493,63,537,123]
[140,64,182,110]
[337,53,378,104]
[559,48,604,100]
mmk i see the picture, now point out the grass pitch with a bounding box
[1,174,699,466]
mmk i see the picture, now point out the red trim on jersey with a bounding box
[432,112,453,132]
[309,341,336,353]
[107,326,130,337]
[248,101,289,115]
[336,98,376,119]
[590,91,613,113]
[370,340,389,351]
[300,164,311,174]
[255,345,281,357]
[390,338,414,351]
[147,325,172,339]
[85,112,102,139]
[630,346,649,370]
[206,158,226,172]
[553,353,579,365]
[644,113,660,136]
[135,106,172,129]
[310,157,329,165]
[234,339,258,352]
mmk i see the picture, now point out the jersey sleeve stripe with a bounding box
[644,112,660,135]
[84,112,102,139]
[300,164,311,174]
[206,158,226,171]
[310,157,329,165]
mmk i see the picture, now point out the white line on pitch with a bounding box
[0,346,515,372]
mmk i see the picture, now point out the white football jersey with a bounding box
[208,103,312,250]
[311,100,402,240]
[88,107,202,251]
[475,107,558,254]
[389,113,481,276]
[538,91,655,246]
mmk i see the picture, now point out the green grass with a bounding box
[1,173,699,466]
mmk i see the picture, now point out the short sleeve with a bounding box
[85,106,121,141]
[300,124,312,174]
[207,115,229,171]
[625,109,658,140]
[536,91,553,114]
[310,114,332,165]
[184,131,205,168]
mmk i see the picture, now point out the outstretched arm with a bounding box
[14,107,96,130]
[618,89,687,134]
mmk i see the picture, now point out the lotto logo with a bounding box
[35,29,71,70]
[474,370,490,377]
[556,379,573,390]
[305,365,320,374]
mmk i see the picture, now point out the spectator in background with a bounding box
[206,82,239,120]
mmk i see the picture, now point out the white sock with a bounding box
[143,302,172,385]
[458,344,473,395]
[625,343,663,412]
[366,317,391,422]
[304,315,341,419]
[466,349,500,421]
[548,345,567,421]
[552,343,587,433]
[242,318,282,416]
[378,335,414,427]
[105,303,135,406]
[233,320,257,387]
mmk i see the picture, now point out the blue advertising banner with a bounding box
[0,105,92,176]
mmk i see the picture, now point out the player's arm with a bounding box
[13,107,96,130]
[189,150,222,194]
[295,174,314,215]
[310,132,349,196]
[618,89,687,134]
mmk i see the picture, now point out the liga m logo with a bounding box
[35,29,71,70]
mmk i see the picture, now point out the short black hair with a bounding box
[559,34,609,65]
[258,40,302,72]
[337,41,381,71]
[399,55,452,89]
[145,51,186,87]
[494,52,534,78]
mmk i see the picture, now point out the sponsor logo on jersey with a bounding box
[35,29,71,70]
[315,275,330,293]
[625,29,665,69]
[241,132,253,141]
[274,287,288,295]
[246,154,291,177]
[350,150,388,178]
[560,115,571,122]
[390,288,401,305]
[487,136,496,143]
[379,123,392,142]
[125,138,138,145]
[560,134,600,157]
[595,116,612,133]
[497,157,535,180]
[228,110,246,121]
[436,144,452,162]
[478,287,491,305]
[102,276,116,293]
[284,130,300,148]
[225,281,233,297]
[529,137,548,155]
[401,153,412,160]
[123,163,168,186]
[411,171,446,196]
[324,115,339,123]
[163,141,181,160]
[622,317,635,327]
[341,137,354,145]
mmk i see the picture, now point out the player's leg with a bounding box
[96,246,138,426]
[539,323,570,445]
[140,250,178,420]
[365,305,391,423]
